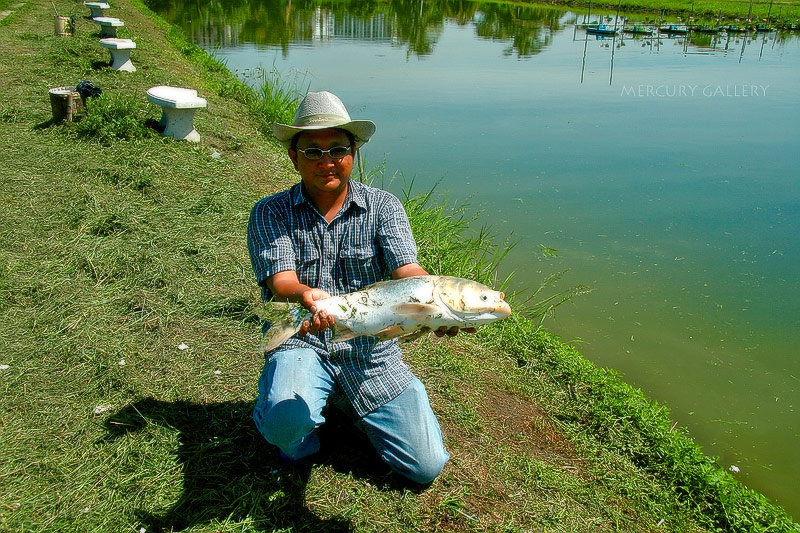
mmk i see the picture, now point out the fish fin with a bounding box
[398,327,431,344]
[259,304,309,352]
[375,324,410,341]
[391,303,441,321]
[330,324,359,343]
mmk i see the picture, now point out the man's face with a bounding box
[289,129,354,196]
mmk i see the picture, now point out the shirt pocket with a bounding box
[339,245,381,289]
[295,244,321,287]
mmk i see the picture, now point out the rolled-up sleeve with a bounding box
[247,197,296,287]
[376,193,418,273]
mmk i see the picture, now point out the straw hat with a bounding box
[272,91,376,149]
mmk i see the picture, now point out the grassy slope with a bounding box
[525,0,800,24]
[0,1,797,531]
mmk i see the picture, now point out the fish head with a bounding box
[435,277,511,323]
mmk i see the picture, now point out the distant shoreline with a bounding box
[516,0,800,24]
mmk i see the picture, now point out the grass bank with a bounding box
[0,0,797,531]
[526,0,800,24]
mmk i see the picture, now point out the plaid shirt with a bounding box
[247,180,417,416]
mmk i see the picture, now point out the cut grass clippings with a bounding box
[0,0,798,531]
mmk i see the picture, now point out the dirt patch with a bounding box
[425,366,593,529]
[478,382,583,470]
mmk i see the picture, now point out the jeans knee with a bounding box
[402,449,448,484]
[255,396,315,449]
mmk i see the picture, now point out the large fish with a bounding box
[260,275,511,351]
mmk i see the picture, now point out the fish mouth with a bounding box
[495,301,512,317]
[463,305,511,322]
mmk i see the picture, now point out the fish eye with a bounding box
[480,294,488,301]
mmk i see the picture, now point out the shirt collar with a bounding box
[290,180,368,213]
[347,180,368,211]
[290,182,308,207]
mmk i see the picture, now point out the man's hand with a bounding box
[299,288,334,336]
[266,272,334,336]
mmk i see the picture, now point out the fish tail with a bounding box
[259,303,310,352]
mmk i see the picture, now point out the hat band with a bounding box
[293,113,350,128]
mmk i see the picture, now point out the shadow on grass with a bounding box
[33,118,61,130]
[145,117,164,134]
[102,397,408,532]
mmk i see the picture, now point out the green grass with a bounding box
[242,65,310,128]
[540,0,800,24]
[72,92,160,143]
[0,0,27,20]
[0,0,798,531]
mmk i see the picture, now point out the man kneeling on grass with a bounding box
[247,91,472,484]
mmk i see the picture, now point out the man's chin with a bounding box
[318,177,346,190]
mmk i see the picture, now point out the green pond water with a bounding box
[148,0,800,518]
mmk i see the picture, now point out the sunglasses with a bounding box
[296,146,352,161]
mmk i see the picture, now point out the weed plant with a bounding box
[242,65,309,126]
[404,188,514,286]
[401,183,592,324]
[71,92,159,143]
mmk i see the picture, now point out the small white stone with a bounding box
[93,405,112,416]
[729,465,740,473]
[177,343,188,351]
[214,369,221,375]
[82,507,90,513]
[0,364,9,371]
[118,359,126,366]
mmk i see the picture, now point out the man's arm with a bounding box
[267,270,334,335]
[391,262,428,279]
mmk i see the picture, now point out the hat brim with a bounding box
[272,119,376,149]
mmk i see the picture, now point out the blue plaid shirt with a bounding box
[247,180,417,416]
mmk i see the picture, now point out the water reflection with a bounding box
[473,4,563,57]
[147,0,567,57]
[573,26,787,82]
[146,0,798,64]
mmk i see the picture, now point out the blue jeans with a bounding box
[253,348,449,484]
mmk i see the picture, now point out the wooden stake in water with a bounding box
[610,0,622,85]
